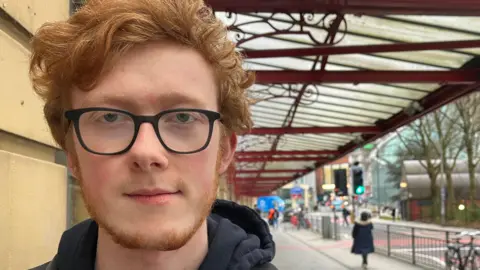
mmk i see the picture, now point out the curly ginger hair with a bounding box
[29,0,254,150]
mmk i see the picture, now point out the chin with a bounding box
[107,219,198,250]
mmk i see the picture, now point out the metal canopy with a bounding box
[207,0,480,197]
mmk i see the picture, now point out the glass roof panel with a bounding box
[372,51,473,69]
[295,100,391,119]
[322,83,427,100]
[216,11,480,186]
[345,15,480,44]
[327,53,448,71]
[259,172,298,178]
[301,93,402,114]
[235,173,258,178]
[264,161,316,170]
[386,16,480,34]
[293,108,377,125]
[388,83,441,91]
[306,85,412,107]
[245,57,317,70]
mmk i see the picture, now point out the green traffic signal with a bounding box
[355,185,365,195]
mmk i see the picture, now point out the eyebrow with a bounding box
[83,91,208,111]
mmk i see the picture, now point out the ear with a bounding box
[218,133,237,174]
[67,152,79,179]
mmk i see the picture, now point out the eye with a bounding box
[103,113,119,123]
[174,113,194,123]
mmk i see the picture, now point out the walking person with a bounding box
[268,207,275,228]
[272,207,279,230]
[342,206,350,227]
[351,211,375,269]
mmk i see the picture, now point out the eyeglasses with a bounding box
[64,107,221,155]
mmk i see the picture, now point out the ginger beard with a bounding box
[71,148,222,251]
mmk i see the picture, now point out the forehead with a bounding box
[72,41,217,111]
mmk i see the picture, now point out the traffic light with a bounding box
[352,165,364,195]
[355,185,365,195]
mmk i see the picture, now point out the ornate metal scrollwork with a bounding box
[237,134,278,151]
[219,12,347,46]
[249,84,298,103]
[300,84,322,106]
[250,83,324,107]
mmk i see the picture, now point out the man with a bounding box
[29,0,276,269]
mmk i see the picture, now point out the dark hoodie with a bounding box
[31,200,277,270]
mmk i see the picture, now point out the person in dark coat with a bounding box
[351,211,375,269]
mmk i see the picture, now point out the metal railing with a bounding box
[302,212,476,270]
[373,224,453,269]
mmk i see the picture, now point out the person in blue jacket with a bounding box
[351,211,375,269]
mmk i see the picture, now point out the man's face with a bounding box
[68,41,235,250]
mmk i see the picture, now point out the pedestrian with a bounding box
[351,211,375,269]
[342,206,350,227]
[272,207,280,230]
[391,208,396,221]
[268,208,275,226]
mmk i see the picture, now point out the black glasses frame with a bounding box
[64,107,221,155]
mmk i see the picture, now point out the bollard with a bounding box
[321,216,332,239]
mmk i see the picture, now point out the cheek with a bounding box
[179,141,220,192]
[76,147,118,195]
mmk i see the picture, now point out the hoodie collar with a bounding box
[199,200,275,270]
[53,200,275,270]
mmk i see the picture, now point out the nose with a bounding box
[128,123,169,172]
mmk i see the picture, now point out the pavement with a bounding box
[304,211,480,269]
[271,225,425,270]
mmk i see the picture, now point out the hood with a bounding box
[49,200,275,270]
[355,219,372,226]
[199,199,276,270]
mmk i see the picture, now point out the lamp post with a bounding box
[433,142,446,225]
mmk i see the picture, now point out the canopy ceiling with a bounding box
[71,0,480,197]
[207,0,480,196]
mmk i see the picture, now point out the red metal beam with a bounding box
[208,0,480,15]
[235,177,291,182]
[255,70,480,84]
[236,150,339,156]
[237,156,329,163]
[236,192,273,197]
[236,169,309,174]
[249,126,381,135]
[235,187,279,190]
[243,40,480,59]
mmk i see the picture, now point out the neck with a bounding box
[95,220,208,270]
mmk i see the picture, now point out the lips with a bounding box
[125,188,180,205]
[127,188,177,196]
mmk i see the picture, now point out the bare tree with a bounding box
[431,107,464,220]
[455,92,480,215]
[397,115,441,220]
